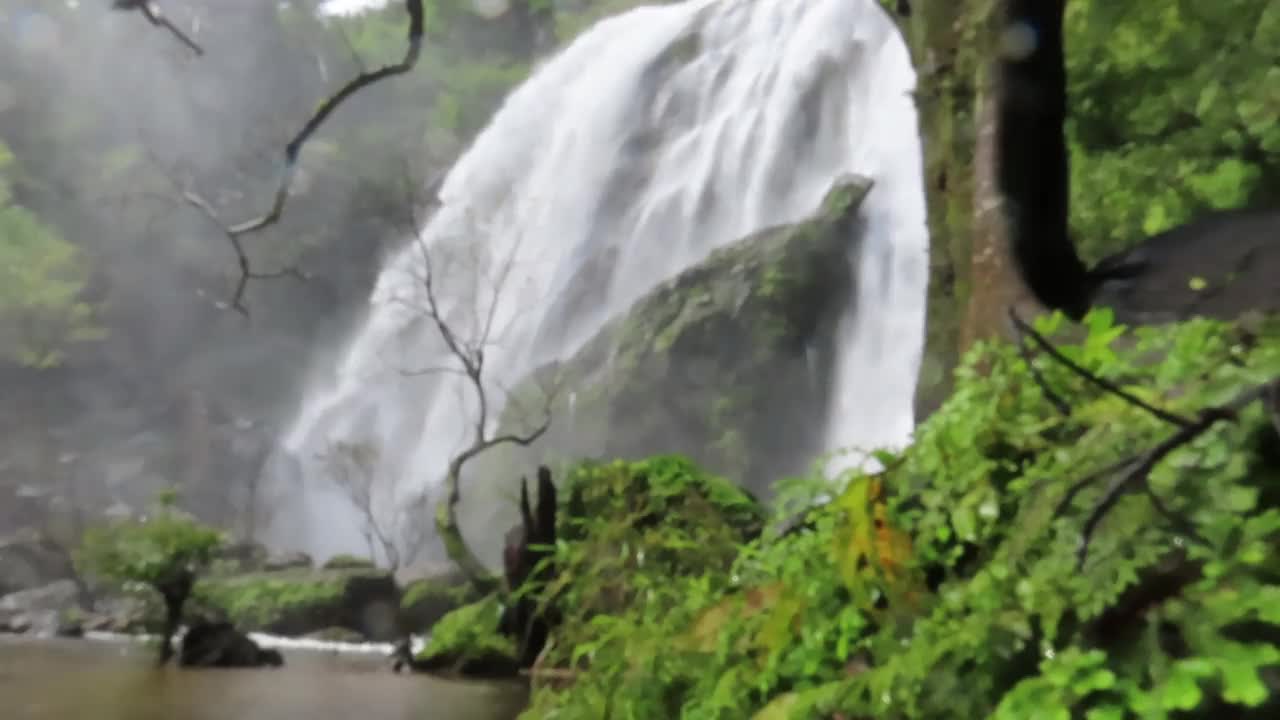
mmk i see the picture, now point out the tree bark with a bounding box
[892,0,1032,417]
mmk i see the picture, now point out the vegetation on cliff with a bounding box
[513,312,1280,719]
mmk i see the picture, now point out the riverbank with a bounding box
[0,634,528,720]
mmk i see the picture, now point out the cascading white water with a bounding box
[266,0,928,562]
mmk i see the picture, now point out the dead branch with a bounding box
[112,1,204,56]
[1008,309,1071,416]
[1073,379,1278,569]
[1008,308,1194,428]
[178,0,426,311]
[136,143,306,316]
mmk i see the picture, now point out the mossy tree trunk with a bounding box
[891,1,1034,418]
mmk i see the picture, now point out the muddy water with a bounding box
[0,636,528,720]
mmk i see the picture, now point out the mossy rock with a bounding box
[412,595,520,678]
[193,567,400,641]
[399,573,481,633]
[477,175,872,498]
[321,554,377,570]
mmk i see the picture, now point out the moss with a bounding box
[400,575,480,632]
[485,175,871,497]
[193,567,396,637]
[195,570,347,629]
[415,595,516,663]
[321,554,376,570]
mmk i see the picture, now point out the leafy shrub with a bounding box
[416,595,516,663]
[76,497,224,595]
[520,311,1280,719]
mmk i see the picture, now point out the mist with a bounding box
[0,0,526,558]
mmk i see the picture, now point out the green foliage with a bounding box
[416,595,515,662]
[193,570,349,630]
[76,499,224,592]
[322,553,377,570]
[0,140,103,369]
[520,312,1280,719]
[1066,0,1280,261]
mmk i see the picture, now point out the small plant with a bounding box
[76,491,224,664]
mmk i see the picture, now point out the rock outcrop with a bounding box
[477,175,872,501]
[0,532,77,597]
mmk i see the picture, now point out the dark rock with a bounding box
[179,620,284,668]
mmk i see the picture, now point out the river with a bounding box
[0,636,529,720]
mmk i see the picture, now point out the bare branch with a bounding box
[1073,379,1278,569]
[175,187,306,316]
[1008,308,1194,428]
[1008,310,1071,416]
[223,0,425,236]
[164,0,425,310]
[112,0,204,56]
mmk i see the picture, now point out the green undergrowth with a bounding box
[519,311,1280,719]
[416,594,516,665]
[192,570,351,630]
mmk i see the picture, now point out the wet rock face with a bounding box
[484,175,872,497]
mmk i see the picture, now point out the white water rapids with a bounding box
[265,0,928,564]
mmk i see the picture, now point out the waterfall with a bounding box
[266,0,928,563]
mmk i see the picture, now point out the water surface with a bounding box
[0,636,528,720]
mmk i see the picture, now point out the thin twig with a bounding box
[1008,309,1071,416]
[113,1,204,56]
[1053,456,1141,518]
[1075,381,1275,569]
[1008,308,1195,428]
[177,0,426,311]
[140,147,305,315]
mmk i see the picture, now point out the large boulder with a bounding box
[179,620,284,668]
[478,175,871,498]
[0,579,83,637]
[0,532,77,597]
[194,567,400,641]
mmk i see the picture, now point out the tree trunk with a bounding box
[961,73,1040,349]
[893,0,1030,418]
